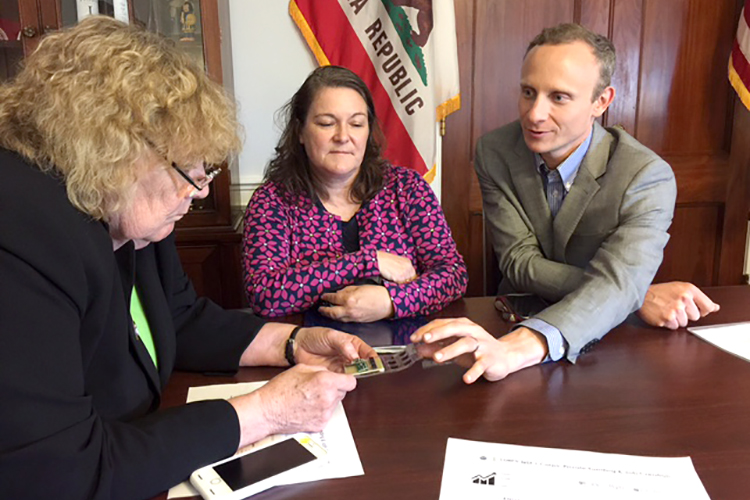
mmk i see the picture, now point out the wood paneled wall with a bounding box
[442,0,750,296]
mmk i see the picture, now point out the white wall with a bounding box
[225,1,316,206]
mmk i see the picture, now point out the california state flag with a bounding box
[290,0,461,184]
[730,0,750,110]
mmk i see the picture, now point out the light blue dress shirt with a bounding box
[515,129,594,362]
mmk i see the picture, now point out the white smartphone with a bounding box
[190,435,327,500]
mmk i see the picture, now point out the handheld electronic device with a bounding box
[344,357,385,377]
[494,293,549,322]
[190,435,326,500]
[374,344,421,373]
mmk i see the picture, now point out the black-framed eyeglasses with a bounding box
[171,162,222,198]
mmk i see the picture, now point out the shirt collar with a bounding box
[535,128,594,192]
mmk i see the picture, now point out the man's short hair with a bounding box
[525,23,616,100]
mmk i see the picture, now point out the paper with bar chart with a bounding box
[439,438,709,499]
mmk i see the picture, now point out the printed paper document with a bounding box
[439,438,709,500]
[688,321,750,362]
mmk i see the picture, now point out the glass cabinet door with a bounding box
[54,1,206,72]
[59,1,116,28]
[0,0,25,82]
[130,0,206,71]
[3,0,207,81]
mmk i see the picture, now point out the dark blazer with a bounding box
[475,121,676,361]
[0,149,265,500]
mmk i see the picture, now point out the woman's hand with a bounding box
[411,318,548,384]
[376,251,417,283]
[294,326,378,370]
[240,322,376,369]
[319,285,394,322]
[230,326,376,449]
[229,365,356,449]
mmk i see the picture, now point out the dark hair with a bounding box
[264,65,387,203]
[525,23,616,99]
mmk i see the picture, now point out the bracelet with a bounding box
[285,326,302,366]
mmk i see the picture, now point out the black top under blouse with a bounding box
[340,216,360,253]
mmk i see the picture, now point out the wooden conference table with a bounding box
[155,286,750,500]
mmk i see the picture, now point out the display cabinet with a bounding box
[1,0,245,308]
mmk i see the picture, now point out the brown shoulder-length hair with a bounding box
[0,16,241,220]
[264,65,387,203]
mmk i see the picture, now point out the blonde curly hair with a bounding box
[0,16,241,219]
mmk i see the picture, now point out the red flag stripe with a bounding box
[732,39,750,86]
[292,1,427,174]
[744,1,750,30]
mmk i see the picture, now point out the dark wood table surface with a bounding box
[155,286,750,500]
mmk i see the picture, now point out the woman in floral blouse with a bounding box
[242,66,467,322]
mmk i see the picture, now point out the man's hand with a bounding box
[638,282,719,330]
[376,251,417,283]
[319,285,394,322]
[410,318,548,384]
[230,365,356,448]
[294,326,378,370]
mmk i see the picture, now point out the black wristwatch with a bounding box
[285,326,302,366]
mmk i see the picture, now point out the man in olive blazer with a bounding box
[476,120,676,361]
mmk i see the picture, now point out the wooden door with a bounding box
[442,0,750,296]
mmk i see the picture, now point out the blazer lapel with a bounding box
[552,123,612,260]
[135,245,176,390]
[116,244,163,395]
[510,133,554,258]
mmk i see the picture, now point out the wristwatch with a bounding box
[285,326,302,366]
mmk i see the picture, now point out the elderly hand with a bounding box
[240,322,376,370]
[230,365,356,448]
[376,251,417,283]
[319,285,394,322]
[637,282,719,330]
[294,326,378,370]
[410,318,548,384]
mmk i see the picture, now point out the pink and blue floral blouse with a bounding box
[242,165,468,318]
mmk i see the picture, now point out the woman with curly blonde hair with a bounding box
[0,16,374,500]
